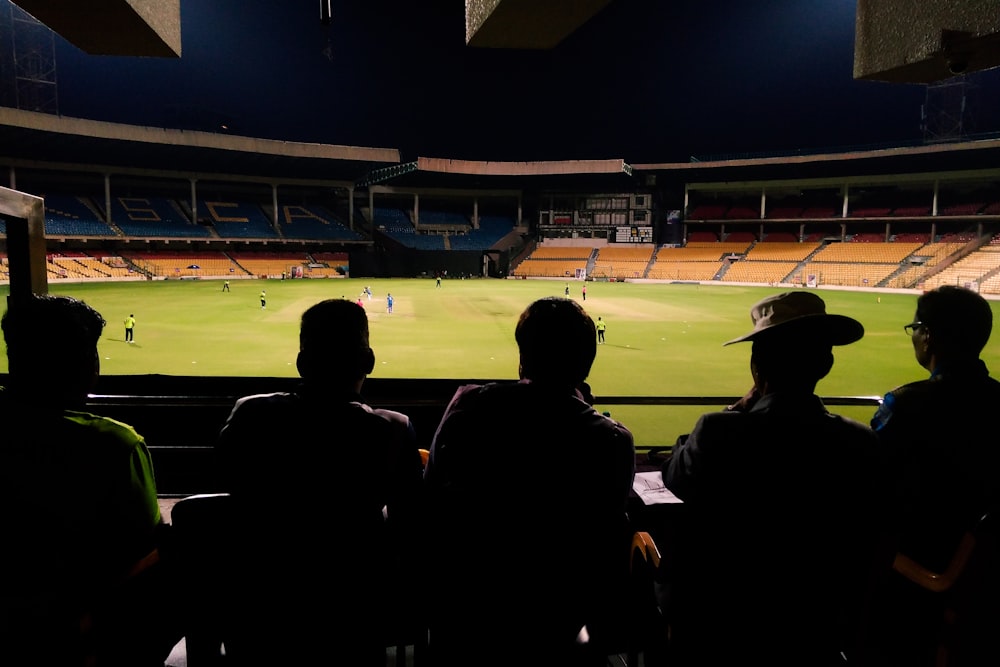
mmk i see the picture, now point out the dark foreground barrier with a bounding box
[0,373,881,496]
[86,375,490,496]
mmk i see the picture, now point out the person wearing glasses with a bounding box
[867,285,1000,665]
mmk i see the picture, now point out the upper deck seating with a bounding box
[766,206,804,219]
[111,196,210,238]
[448,215,514,250]
[277,204,362,241]
[801,206,839,218]
[374,207,413,235]
[418,210,469,229]
[201,201,279,239]
[938,202,985,217]
[850,206,893,218]
[42,194,117,236]
[686,204,729,220]
[375,207,448,249]
[762,232,799,242]
[724,204,759,220]
[892,205,933,217]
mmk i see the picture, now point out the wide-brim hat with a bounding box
[723,291,864,346]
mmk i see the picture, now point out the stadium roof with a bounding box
[0,108,399,186]
[3,106,1000,197]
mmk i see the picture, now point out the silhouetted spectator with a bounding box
[867,285,1000,666]
[0,294,172,666]
[217,298,424,666]
[424,296,635,666]
[660,291,887,667]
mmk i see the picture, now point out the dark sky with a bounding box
[21,0,1000,163]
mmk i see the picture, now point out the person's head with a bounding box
[515,297,597,387]
[725,291,864,394]
[908,285,993,371]
[296,298,375,389]
[2,294,106,404]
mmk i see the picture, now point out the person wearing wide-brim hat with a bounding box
[657,291,888,667]
[723,290,864,346]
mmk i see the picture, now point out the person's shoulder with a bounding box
[361,403,415,429]
[882,377,941,410]
[231,391,295,410]
[62,409,146,452]
[827,411,879,439]
[451,381,505,401]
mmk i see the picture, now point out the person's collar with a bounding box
[928,357,989,380]
[749,390,826,413]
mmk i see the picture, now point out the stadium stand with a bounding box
[199,200,279,239]
[227,251,314,278]
[724,201,759,220]
[591,245,655,281]
[109,196,211,238]
[744,241,821,262]
[685,203,728,220]
[719,260,799,284]
[275,204,363,241]
[119,250,244,279]
[373,206,450,249]
[40,193,117,236]
[447,215,515,250]
[647,260,722,281]
[921,245,1000,291]
[797,261,900,287]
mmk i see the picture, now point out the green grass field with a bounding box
[4,277,999,447]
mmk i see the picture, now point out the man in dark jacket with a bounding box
[661,291,888,667]
[217,298,425,666]
[424,297,636,667]
[867,285,1000,666]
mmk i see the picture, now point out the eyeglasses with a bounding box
[903,321,924,335]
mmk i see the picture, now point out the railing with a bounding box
[81,376,882,497]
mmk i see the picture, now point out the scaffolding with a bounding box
[1,0,58,114]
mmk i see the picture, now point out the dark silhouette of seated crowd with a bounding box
[1,287,997,666]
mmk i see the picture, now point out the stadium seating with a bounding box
[42,194,117,236]
[765,206,803,219]
[719,261,799,284]
[110,196,211,238]
[276,204,363,241]
[200,200,279,239]
[447,215,515,250]
[119,250,244,279]
[228,251,313,278]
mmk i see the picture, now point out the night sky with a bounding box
[17,0,1000,164]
